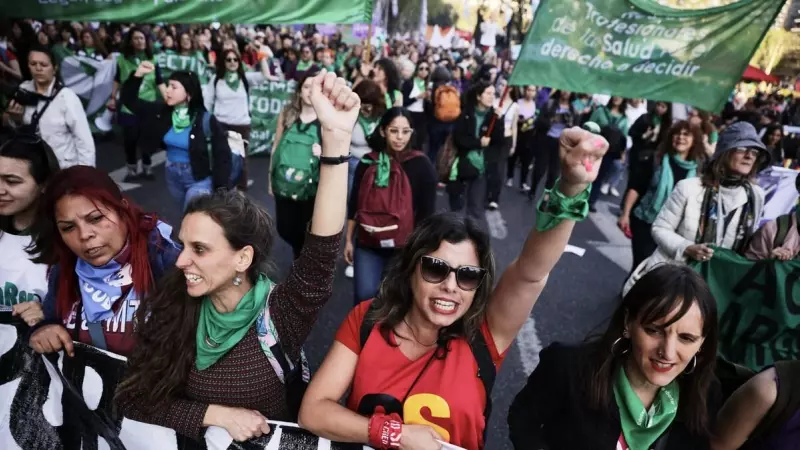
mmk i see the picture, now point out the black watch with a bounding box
[319,153,352,165]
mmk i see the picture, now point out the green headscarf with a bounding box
[613,365,679,450]
[195,274,273,370]
[171,104,192,133]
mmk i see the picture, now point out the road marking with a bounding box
[517,316,542,375]
[485,210,508,240]
[587,200,632,273]
[564,245,586,257]
[108,151,167,192]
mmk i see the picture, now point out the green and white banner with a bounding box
[692,248,800,371]
[57,53,117,134]
[6,0,373,25]
[510,0,785,112]
[155,52,213,85]
[248,79,296,155]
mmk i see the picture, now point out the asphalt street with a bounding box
[96,138,632,450]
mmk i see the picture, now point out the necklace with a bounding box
[402,318,438,347]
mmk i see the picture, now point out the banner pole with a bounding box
[485,85,510,137]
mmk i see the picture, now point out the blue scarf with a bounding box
[634,154,697,224]
[76,250,135,323]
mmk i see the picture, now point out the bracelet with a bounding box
[368,413,403,449]
[319,153,352,165]
[536,178,591,232]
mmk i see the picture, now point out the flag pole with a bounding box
[485,85,510,137]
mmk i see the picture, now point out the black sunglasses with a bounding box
[225,57,239,63]
[419,256,486,291]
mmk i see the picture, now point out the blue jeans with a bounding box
[165,161,213,212]
[607,157,626,189]
[353,244,394,305]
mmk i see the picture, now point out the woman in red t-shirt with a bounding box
[299,127,610,449]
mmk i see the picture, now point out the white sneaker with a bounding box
[600,183,610,195]
[506,178,514,187]
[488,202,499,210]
[610,187,621,197]
[344,265,354,278]
[521,183,531,192]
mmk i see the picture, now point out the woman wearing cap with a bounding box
[623,121,767,294]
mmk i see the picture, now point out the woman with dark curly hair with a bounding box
[300,127,608,449]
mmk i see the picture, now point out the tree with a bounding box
[750,28,800,74]
[393,0,458,33]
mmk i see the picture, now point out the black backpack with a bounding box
[358,302,497,436]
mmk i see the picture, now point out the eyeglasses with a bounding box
[419,256,486,291]
[734,148,760,158]
[225,58,239,63]
[387,127,414,137]
[418,66,429,71]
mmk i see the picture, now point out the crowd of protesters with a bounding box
[0,17,798,450]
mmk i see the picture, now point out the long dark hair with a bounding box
[365,213,496,351]
[115,190,275,415]
[168,71,205,118]
[80,29,108,58]
[369,107,415,154]
[584,264,718,437]
[375,58,401,94]
[652,100,674,144]
[657,120,706,164]
[28,166,159,318]
[122,27,153,59]
[0,135,60,186]
[353,79,386,120]
[214,49,249,94]
[465,81,492,112]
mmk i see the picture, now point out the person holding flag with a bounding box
[108,27,166,182]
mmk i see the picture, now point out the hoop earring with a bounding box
[233,274,242,286]
[611,337,629,356]
[684,355,698,374]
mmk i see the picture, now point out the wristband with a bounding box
[536,178,591,232]
[368,413,403,449]
[319,153,352,165]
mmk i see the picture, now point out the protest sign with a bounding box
[510,0,784,112]
[155,52,214,85]
[6,0,373,26]
[0,314,390,450]
[691,249,800,371]
[248,80,296,155]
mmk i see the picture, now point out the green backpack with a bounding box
[271,119,322,201]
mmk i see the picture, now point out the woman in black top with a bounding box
[626,100,673,193]
[345,107,437,304]
[509,264,721,450]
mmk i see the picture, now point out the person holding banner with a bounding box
[116,70,358,442]
[111,27,166,181]
[27,165,181,357]
[509,264,720,449]
[0,135,59,324]
[122,64,232,211]
[744,174,800,261]
[618,121,706,272]
[5,46,95,169]
[299,127,608,450]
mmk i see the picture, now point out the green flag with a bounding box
[691,248,800,371]
[5,0,373,24]
[510,0,785,112]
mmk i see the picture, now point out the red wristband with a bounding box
[368,413,403,449]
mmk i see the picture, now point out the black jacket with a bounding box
[121,75,232,190]
[508,343,719,450]
[451,107,505,180]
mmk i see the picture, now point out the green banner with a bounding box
[154,52,213,85]
[692,248,800,371]
[510,0,785,112]
[248,79,295,155]
[7,0,372,25]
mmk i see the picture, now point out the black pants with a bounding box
[447,177,484,221]
[507,131,535,187]
[485,139,509,204]
[123,123,151,167]
[274,196,315,258]
[529,134,560,199]
[630,214,657,271]
[409,111,428,151]
[428,121,453,164]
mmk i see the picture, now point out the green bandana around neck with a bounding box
[613,365,679,450]
[633,154,697,224]
[195,274,273,370]
[84,47,96,57]
[171,104,192,133]
[357,114,379,137]
[413,77,426,96]
[224,71,241,91]
[296,60,314,72]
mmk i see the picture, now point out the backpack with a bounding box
[358,301,497,437]
[270,119,322,201]
[254,283,310,420]
[436,134,457,183]
[434,85,461,123]
[355,151,423,249]
[202,112,242,186]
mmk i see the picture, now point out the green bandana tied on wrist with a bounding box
[171,105,192,133]
[535,178,591,231]
[613,365,679,450]
[224,71,240,91]
[195,274,274,370]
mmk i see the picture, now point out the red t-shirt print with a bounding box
[335,301,507,450]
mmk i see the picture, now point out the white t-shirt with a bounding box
[0,230,48,307]
[204,75,252,126]
[480,23,499,48]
